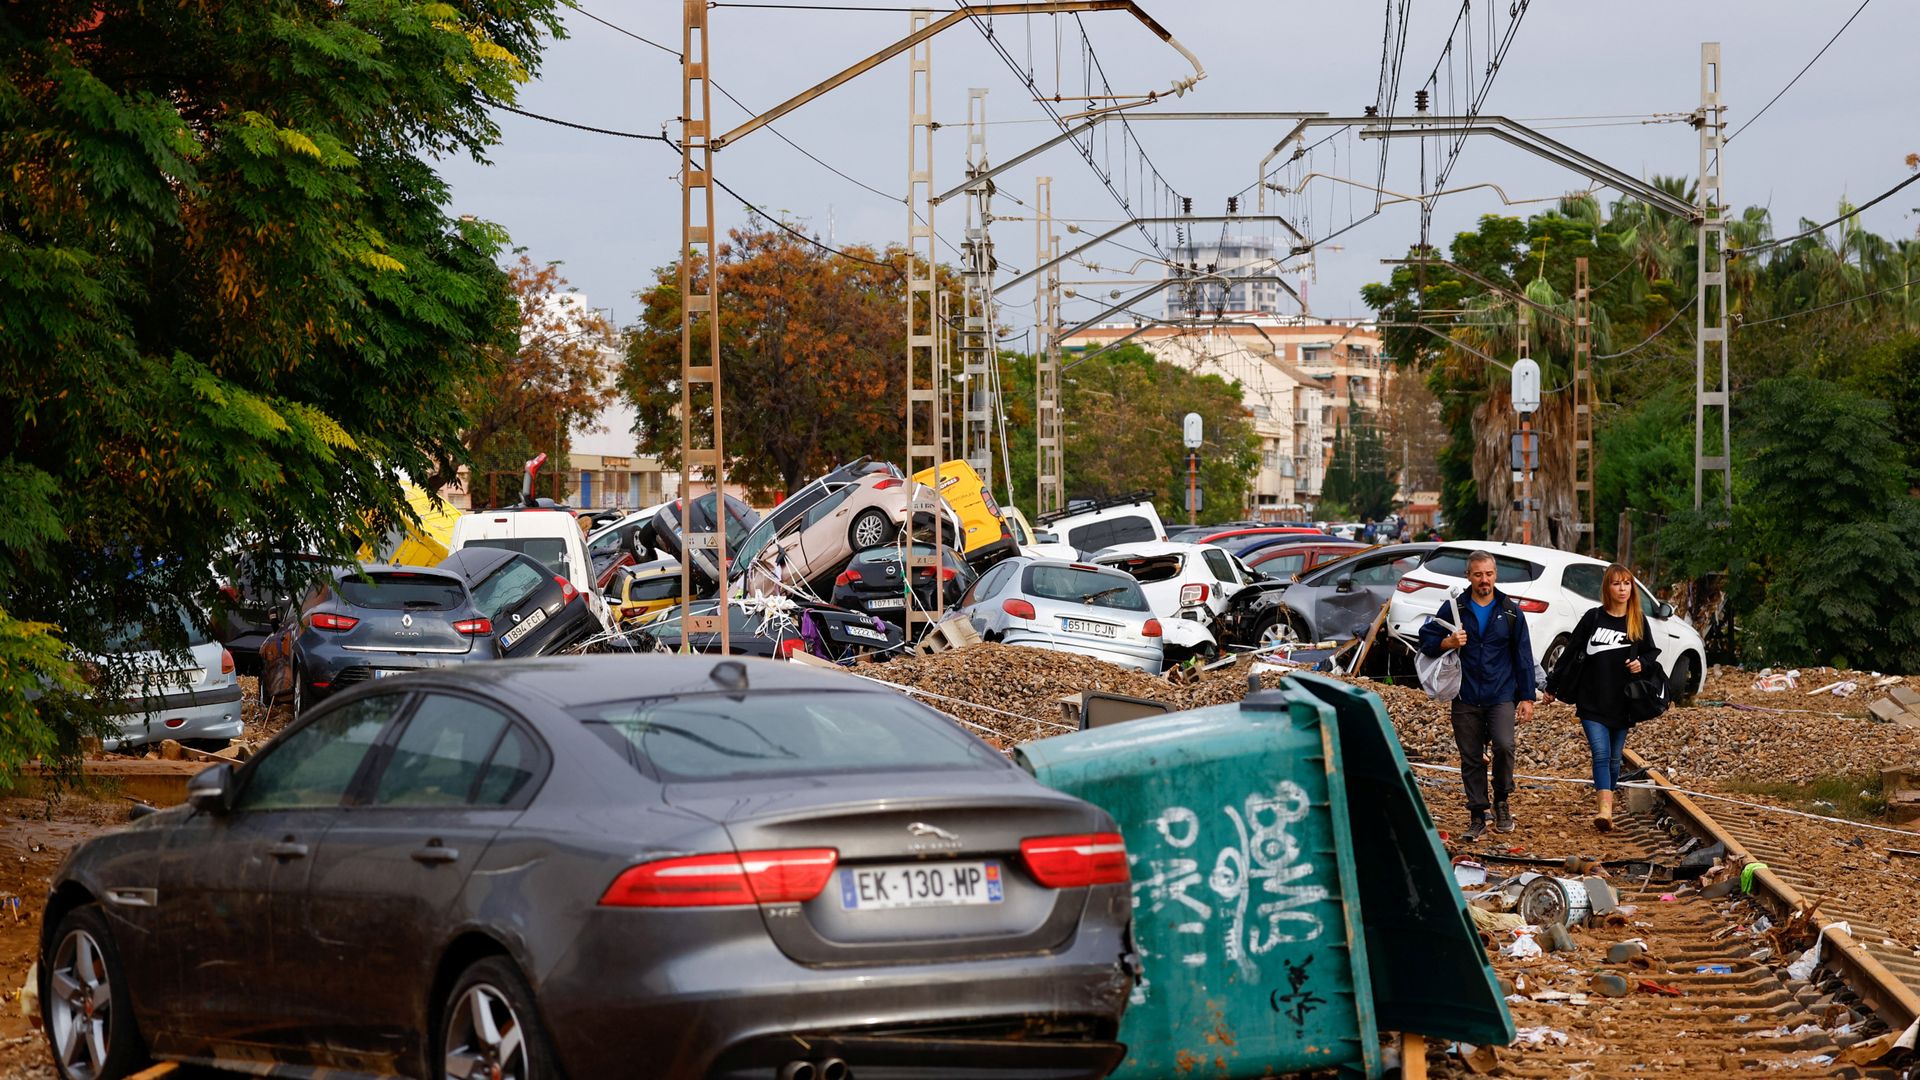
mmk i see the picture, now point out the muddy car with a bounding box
[38,657,1133,1080]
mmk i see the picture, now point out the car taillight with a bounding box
[982,489,1001,516]
[1514,597,1550,613]
[778,638,808,658]
[939,566,957,581]
[835,569,860,587]
[873,477,903,490]
[1142,618,1162,638]
[453,618,493,635]
[599,848,839,907]
[1020,833,1129,888]
[219,648,235,675]
[1396,577,1443,594]
[554,575,578,603]
[1003,598,1036,620]
[1179,583,1209,605]
[310,612,358,631]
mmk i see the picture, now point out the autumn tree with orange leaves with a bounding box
[623,226,922,494]
[455,256,620,505]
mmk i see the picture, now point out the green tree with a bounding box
[458,256,619,507]
[999,344,1259,526]
[1320,409,1397,521]
[1713,378,1920,670]
[622,225,914,495]
[1,0,562,776]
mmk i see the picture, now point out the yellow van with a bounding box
[911,460,1015,565]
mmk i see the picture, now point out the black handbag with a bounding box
[1624,654,1671,724]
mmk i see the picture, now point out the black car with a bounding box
[39,657,1133,1080]
[438,548,599,658]
[631,600,907,662]
[259,565,492,714]
[829,542,977,628]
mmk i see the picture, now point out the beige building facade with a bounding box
[1060,316,1390,520]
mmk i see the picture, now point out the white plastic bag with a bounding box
[1786,920,1850,981]
[1415,594,1464,702]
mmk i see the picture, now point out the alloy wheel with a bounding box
[1257,617,1301,647]
[47,928,112,1080]
[444,983,528,1080]
[851,512,888,549]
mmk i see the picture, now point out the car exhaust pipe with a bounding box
[817,1058,849,1080]
[777,1062,817,1080]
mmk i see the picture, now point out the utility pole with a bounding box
[1035,176,1064,515]
[1513,305,1538,546]
[678,0,728,653]
[960,87,998,484]
[1573,257,1595,554]
[904,9,945,620]
[1695,42,1732,511]
[673,2,1196,640]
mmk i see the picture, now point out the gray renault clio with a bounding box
[38,656,1135,1080]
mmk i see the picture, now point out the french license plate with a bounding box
[838,861,1003,911]
[1063,618,1116,638]
[371,668,401,679]
[866,596,907,610]
[501,606,548,649]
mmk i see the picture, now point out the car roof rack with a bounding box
[1035,489,1158,526]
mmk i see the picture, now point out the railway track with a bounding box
[1416,755,1918,1078]
[1626,749,1920,1043]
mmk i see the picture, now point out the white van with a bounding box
[449,510,612,631]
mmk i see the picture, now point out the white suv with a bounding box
[1386,541,1707,697]
[1034,491,1167,557]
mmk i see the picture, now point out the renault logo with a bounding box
[401,613,413,628]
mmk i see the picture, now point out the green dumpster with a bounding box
[1014,675,1512,1079]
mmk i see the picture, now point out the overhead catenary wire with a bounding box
[1733,169,1920,256]
[1726,0,1874,144]
[576,4,903,204]
[1740,274,1920,329]
[482,98,909,273]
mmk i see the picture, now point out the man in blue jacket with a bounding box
[1418,550,1536,840]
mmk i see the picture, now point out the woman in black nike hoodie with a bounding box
[1541,563,1660,831]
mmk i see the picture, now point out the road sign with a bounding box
[1183,412,1203,449]
[1511,358,1541,416]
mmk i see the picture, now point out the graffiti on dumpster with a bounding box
[1129,780,1331,1002]
[1269,955,1326,1034]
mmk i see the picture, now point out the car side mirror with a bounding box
[1335,574,1354,593]
[186,763,234,814]
[1654,602,1675,619]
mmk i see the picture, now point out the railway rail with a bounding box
[1625,748,1920,1041]
[1418,752,1919,1077]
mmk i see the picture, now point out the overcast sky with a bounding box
[439,1,1917,335]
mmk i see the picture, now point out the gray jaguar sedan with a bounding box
[38,656,1135,1080]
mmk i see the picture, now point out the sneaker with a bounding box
[1495,803,1516,833]
[1462,814,1488,842]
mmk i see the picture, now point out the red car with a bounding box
[1245,540,1369,580]
[1195,526,1323,546]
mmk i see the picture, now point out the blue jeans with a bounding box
[1582,719,1628,791]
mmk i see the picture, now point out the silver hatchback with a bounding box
[957,557,1164,672]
